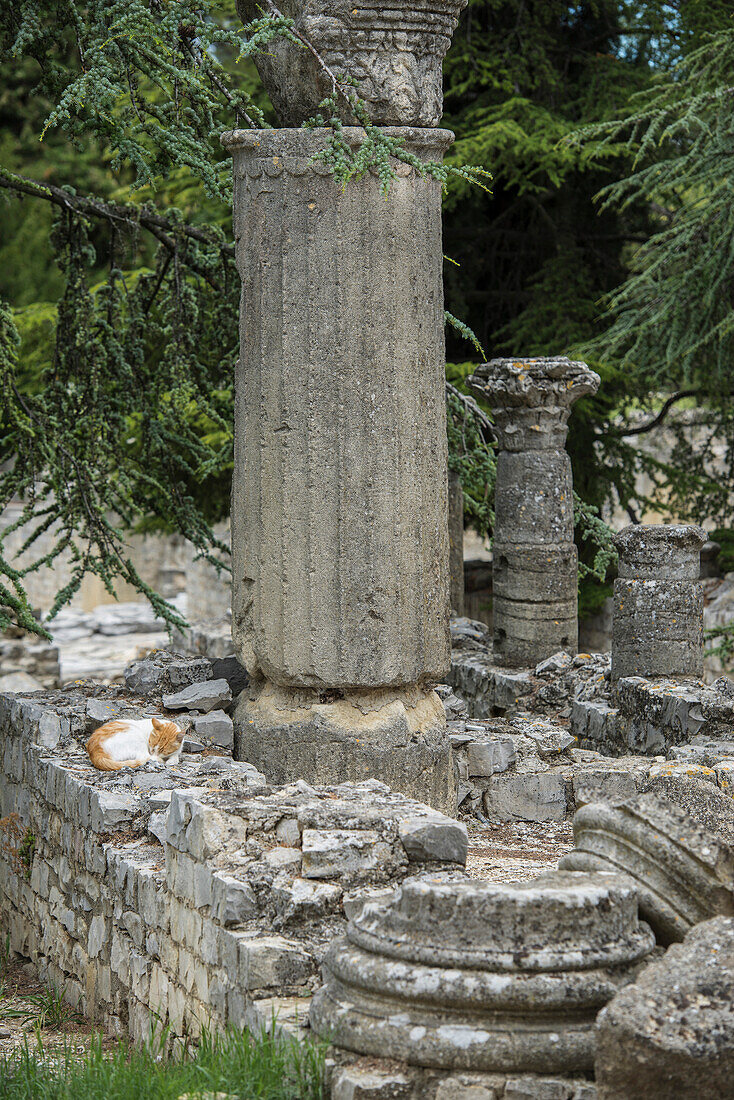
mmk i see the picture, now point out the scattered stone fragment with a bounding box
[162,678,232,713]
[397,815,468,864]
[595,916,734,1099]
[193,709,234,748]
[124,651,212,695]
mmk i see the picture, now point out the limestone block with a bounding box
[162,679,232,713]
[483,770,569,822]
[504,1082,594,1100]
[311,870,653,1074]
[90,790,140,832]
[211,874,258,926]
[595,917,734,1098]
[466,738,516,777]
[275,817,301,847]
[560,785,734,942]
[238,934,314,990]
[397,816,468,864]
[302,829,393,879]
[264,847,302,874]
[331,1066,413,1099]
[434,1082,498,1100]
[572,760,650,808]
[193,709,234,748]
[274,876,343,924]
[343,886,398,922]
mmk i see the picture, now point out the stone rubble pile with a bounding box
[449,618,610,722]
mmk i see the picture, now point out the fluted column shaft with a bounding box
[224,127,455,812]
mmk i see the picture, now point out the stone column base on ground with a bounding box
[234,682,456,816]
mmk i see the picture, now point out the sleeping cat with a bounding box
[86,717,184,772]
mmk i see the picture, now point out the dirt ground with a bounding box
[0,953,113,1058]
[465,818,574,883]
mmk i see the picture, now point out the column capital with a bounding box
[468,356,600,451]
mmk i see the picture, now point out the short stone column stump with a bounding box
[560,787,734,942]
[612,523,707,681]
[310,870,653,1076]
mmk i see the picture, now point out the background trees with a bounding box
[2,0,733,633]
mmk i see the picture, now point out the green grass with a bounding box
[0,1026,327,1100]
[0,985,82,1029]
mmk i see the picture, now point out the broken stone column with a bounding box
[611,523,707,681]
[468,357,600,668]
[560,782,734,942]
[448,470,465,615]
[222,126,456,813]
[310,870,654,1075]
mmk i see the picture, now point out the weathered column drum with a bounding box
[611,523,706,681]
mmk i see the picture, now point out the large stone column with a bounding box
[468,357,600,668]
[223,127,455,813]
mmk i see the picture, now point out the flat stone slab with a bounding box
[162,678,232,713]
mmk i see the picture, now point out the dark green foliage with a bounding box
[710,529,734,576]
[0,1,489,635]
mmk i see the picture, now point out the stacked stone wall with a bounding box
[0,691,466,1044]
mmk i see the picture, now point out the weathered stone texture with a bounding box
[448,470,465,616]
[227,126,450,692]
[595,917,734,1099]
[611,524,706,681]
[311,870,653,1075]
[0,689,466,1044]
[235,0,467,127]
[225,126,455,810]
[467,359,599,668]
[560,783,734,942]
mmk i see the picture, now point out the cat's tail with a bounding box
[86,730,143,772]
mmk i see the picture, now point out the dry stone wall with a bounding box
[0,689,467,1044]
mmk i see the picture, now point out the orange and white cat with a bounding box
[86,718,184,772]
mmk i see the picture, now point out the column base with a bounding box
[233,681,456,816]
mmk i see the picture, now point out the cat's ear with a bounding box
[151,717,166,731]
